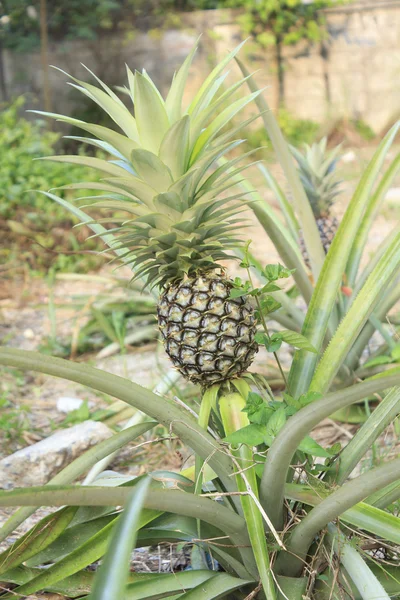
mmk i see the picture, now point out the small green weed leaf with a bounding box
[264,263,294,281]
[242,392,273,425]
[364,355,393,368]
[259,296,282,315]
[224,424,266,447]
[256,332,283,352]
[265,406,286,438]
[298,391,322,407]
[298,436,331,458]
[279,330,317,353]
[259,283,281,293]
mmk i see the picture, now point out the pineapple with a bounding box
[38,42,259,386]
[292,138,342,266]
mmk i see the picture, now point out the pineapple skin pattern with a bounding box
[39,41,262,386]
[158,274,258,385]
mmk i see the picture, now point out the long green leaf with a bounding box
[0,348,236,494]
[117,571,221,600]
[310,233,400,393]
[134,72,170,153]
[257,163,300,242]
[277,456,400,577]
[346,153,400,290]
[285,483,400,546]
[179,572,253,599]
[0,506,77,576]
[288,122,400,397]
[237,57,325,279]
[334,387,400,485]
[0,420,156,544]
[165,41,198,123]
[90,478,151,600]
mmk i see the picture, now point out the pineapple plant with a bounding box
[292,138,342,266]
[36,43,260,386]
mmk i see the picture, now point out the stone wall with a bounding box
[2,2,400,133]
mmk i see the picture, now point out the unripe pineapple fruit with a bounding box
[292,138,342,266]
[38,42,260,386]
[158,274,258,385]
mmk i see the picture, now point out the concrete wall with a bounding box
[2,2,400,133]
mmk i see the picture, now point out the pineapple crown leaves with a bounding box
[33,41,265,289]
[291,138,343,217]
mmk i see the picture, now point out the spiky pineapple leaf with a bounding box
[130,149,173,192]
[159,115,191,179]
[165,40,199,123]
[134,72,170,153]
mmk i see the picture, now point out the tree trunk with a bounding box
[276,36,285,107]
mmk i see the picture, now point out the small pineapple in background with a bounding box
[292,138,342,266]
[38,43,259,387]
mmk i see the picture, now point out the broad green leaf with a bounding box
[134,72,170,153]
[297,436,331,458]
[288,122,400,398]
[90,478,151,600]
[159,115,190,179]
[266,406,287,438]
[279,330,317,353]
[311,233,400,393]
[130,149,173,192]
[224,424,266,446]
[0,565,96,598]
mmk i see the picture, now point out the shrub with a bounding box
[0,97,103,272]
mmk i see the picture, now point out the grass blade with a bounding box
[90,478,151,600]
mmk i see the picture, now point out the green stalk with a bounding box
[0,348,236,492]
[325,524,390,600]
[259,373,400,530]
[310,233,400,393]
[0,420,156,543]
[237,58,325,280]
[333,387,400,485]
[276,456,400,577]
[367,480,400,509]
[219,391,277,600]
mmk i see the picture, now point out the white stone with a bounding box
[341,151,356,164]
[0,421,113,489]
[56,396,89,413]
